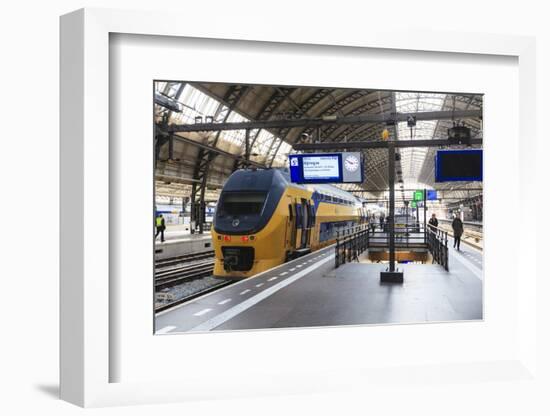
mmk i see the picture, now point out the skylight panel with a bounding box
[395,92,446,186]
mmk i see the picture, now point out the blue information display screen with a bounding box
[426,190,438,200]
[289,152,363,184]
[435,149,483,182]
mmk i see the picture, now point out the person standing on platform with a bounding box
[428,213,439,229]
[155,213,166,243]
[370,215,376,233]
[451,215,464,251]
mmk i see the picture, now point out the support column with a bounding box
[190,184,197,234]
[388,143,396,271]
[199,200,206,233]
[423,188,427,244]
[244,129,250,168]
[381,142,403,283]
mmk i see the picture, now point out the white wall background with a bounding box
[1,0,548,414]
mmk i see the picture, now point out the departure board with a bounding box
[289,152,363,184]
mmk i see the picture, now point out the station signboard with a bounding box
[289,152,363,184]
[413,190,424,201]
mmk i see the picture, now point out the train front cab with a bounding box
[212,170,316,279]
[212,188,316,278]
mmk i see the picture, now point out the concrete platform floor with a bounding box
[154,230,213,259]
[155,226,211,243]
[155,243,482,334]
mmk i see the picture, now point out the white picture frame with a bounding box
[60,8,539,407]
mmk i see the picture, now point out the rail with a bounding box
[155,280,234,313]
[155,259,214,290]
[335,225,370,268]
[426,224,449,271]
[367,225,427,249]
[155,250,214,268]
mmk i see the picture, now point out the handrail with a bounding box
[335,224,370,268]
[426,223,449,270]
[334,223,449,270]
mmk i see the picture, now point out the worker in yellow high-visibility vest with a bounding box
[155,213,166,242]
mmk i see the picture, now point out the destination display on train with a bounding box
[289,152,363,184]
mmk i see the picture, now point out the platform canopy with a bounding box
[154,82,482,203]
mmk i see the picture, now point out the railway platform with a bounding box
[155,231,213,260]
[156,241,482,334]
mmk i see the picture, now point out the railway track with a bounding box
[438,218,482,230]
[155,250,215,268]
[154,250,237,312]
[155,258,215,290]
[155,279,234,313]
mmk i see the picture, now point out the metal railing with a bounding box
[426,224,449,271]
[334,222,449,270]
[335,225,369,268]
[367,224,427,249]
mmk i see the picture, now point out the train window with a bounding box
[309,204,316,227]
[288,204,293,220]
[218,192,267,216]
[301,201,308,229]
[295,204,302,228]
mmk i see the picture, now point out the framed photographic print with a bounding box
[60,7,539,407]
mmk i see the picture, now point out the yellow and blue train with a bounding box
[212,168,367,278]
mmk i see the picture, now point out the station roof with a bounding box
[154,82,483,203]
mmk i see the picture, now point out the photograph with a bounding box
[153,82,483,334]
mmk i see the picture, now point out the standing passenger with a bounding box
[451,215,464,251]
[155,213,166,243]
[428,213,439,229]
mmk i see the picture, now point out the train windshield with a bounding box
[218,192,267,216]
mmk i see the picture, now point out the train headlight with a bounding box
[241,236,249,242]
[224,235,231,242]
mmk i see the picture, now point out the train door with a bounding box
[288,201,297,251]
[308,200,316,247]
[300,198,309,249]
[294,201,303,250]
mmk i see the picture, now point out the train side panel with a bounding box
[310,199,362,250]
